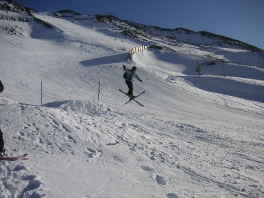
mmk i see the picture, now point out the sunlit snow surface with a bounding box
[0,11,264,198]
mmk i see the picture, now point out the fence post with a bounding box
[222,62,226,77]
[98,81,100,101]
[40,81,43,105]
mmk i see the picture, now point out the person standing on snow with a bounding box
[0,129,5,157]
[123,65,142,98]
[0,80,4,93]
[0,80,5,157]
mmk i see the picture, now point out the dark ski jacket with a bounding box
[123,67,142,82]
[0,129,4,152]
[0,80,3,93]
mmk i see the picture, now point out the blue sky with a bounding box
[16,0,264,50]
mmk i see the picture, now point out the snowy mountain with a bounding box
[95,14,263,53]
[0,1,264,197]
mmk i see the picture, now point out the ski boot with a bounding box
[0,149,7,157]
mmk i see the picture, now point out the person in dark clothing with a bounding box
[123,65,142,97]
[0,129,5,157]
[0,80,4,93]
[0,80,5,157]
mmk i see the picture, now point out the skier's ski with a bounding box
[0,154,28,161]
[119,89,145,106]
[125,97,144,106]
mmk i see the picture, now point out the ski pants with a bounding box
[125,80,133,95]
[0,129,4,153]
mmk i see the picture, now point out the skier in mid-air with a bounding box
[123,65,142,98]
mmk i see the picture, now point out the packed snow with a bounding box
[0,9,264,198]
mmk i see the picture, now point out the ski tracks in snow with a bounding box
[100,111,264,197]
[51,100,264,197]
[1,100,263,197]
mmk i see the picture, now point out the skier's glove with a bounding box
[123,65,126,69]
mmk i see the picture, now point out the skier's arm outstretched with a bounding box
[123,65,130,73]
[134,74,142,82]
[123,65,142,82]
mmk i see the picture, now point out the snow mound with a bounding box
[44,100,113,114]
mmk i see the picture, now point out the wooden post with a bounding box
[222,62,226,77]
[40,81,43,105]
[98,81,100,101]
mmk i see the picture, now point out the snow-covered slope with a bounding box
[0,9,264,198]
